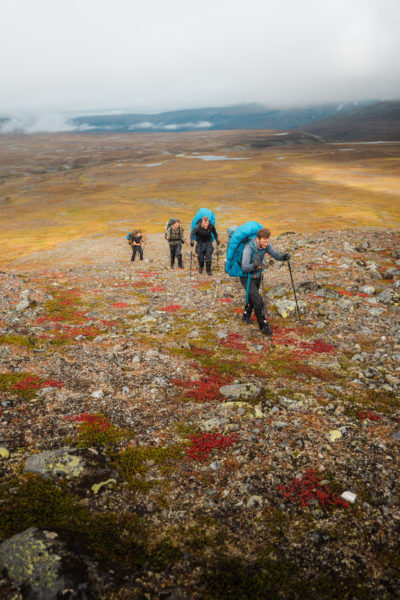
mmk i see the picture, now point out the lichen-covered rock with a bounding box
[219,382,261,401]
[0,527,93,599]
[24,448,117,494]
[275,299,306,318]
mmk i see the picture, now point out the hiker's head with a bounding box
[257,228,271,249]
[201,216,209,227]
[173,220,180,229]
[136,231,142,236]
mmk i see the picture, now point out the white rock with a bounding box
[341,491,357,503]
[91,390,104,399]
[15,299,31,311]
[343,242,354,252]
[247,495,263,509]
[360,285,375,295]
[369,308,385,316]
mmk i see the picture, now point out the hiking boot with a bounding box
[177,257,183,269]
[198,267,203,274]
[242,305,253,324]
[259,320,272,336]
[206,262,212,276]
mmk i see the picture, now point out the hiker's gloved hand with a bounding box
[190,241,194,247]
[282,253,291,261]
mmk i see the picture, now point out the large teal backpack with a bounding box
[225,221,263,277]
[191,208,216,241]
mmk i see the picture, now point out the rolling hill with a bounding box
[296,101,400,141]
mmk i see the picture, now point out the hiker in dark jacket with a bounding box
[129,230,144,262]
[166,219,185,268]
[190,216,220,275]
[241,228,290,336]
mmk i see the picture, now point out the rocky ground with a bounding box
[0,228,399,599]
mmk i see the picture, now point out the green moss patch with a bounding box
[113,445,185,489]
[0,334,37,349]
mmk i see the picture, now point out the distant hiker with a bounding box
[129,230,144,262]
[190,215,220,275]
[241,228,290,335]
[166,219,185,268]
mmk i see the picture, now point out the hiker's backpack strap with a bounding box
[246,273,251,304]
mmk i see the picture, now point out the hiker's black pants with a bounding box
[169,242,183,267]
[240,276,264,321]
[131,245,143,261]
[195,241,213,270]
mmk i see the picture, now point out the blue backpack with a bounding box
[126,230,137,241]
[225,221,263,277]
[191,208,216,241]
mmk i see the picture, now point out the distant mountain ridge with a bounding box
[295,101,400,141]
[2,100,399,138]
[71,101,374,133]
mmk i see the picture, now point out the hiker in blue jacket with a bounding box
[241,228,290,335]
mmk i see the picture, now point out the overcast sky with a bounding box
[1,0,400,118]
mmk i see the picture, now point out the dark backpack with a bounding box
[127,230,137,243]
[165,218,178,239]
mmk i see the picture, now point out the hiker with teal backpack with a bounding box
[190,208,220,275]
[129,230,144,262]
[226,223,290,336]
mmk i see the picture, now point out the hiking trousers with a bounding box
[169,242,183,267]
[195,241,213,269]
[131,246,143,261]
[240,276,264,321]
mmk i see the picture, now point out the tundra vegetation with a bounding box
[0,131,399,598]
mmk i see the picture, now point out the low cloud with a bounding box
[129,120,212,131]
[0,113,95,134]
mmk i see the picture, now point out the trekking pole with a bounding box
[261,272,270,322]
[287,261,301,321]
[216,246,219,270]
[190,251,193,277]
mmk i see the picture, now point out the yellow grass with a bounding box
[1,132,399,266]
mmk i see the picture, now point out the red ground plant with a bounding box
[13,375,64,391]
[186,431,239,461]
[277,470,349,509]
[172,364,231,402]
[358,410,381,421]
[64,412,111,432]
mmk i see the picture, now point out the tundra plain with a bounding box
[1,131,399,267]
